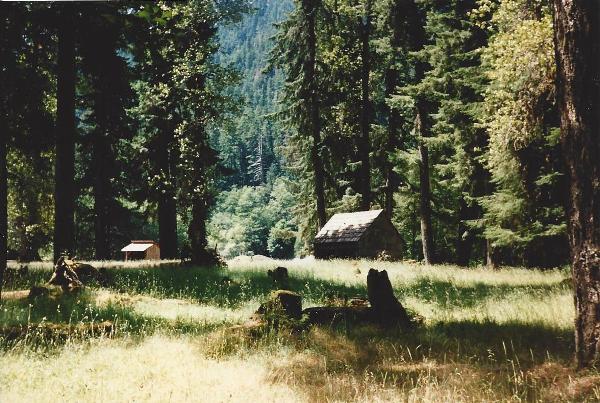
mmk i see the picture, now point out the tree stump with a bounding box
[257,290,302,319]
[367,268,411,327]
[47,256,106,290]
[267,267,290,290]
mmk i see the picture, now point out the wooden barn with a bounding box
[313,209,403,260]
[121,240,161,261]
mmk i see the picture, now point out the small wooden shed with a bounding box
[313,209,403,260]
[121,240,161,261]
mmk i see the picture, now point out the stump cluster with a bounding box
[248,267,414,331]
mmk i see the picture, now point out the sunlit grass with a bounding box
[1,258,593,402]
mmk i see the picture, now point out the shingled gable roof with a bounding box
[314,209,384,244]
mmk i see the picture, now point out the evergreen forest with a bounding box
[0,0,583,268]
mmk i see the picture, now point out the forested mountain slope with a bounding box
[213,0,293,188]
[208,0,297,258]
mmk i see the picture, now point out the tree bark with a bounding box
[553,0,600,368]
[0,118,8,300]
[358,0,373,211]
[54,6,77,262]
[92,47,115,260]
[0,4,17,299]
[303,0,327,229]
[384,69,400,219]
[158,126,178,259]
[188,198,209,265]
[0,94,6,302]
[383,0,404,220]
[158,191,178,259]
[93,133,111,260]
[456,198,475,266]
[415,103,435,264]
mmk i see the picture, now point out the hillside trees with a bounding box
[270,0,328,232]
[214,0,292,189]
[553,0,600,367]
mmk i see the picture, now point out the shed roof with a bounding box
[121,241,157,252]
[314,209,383,244]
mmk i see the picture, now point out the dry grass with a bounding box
[0,335,303,403]
[1,258,594,402]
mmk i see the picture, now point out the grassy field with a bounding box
[1,258,597,402]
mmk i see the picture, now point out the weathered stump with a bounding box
[47,256,103,290]
[267,267,290,290]
[367,268,411,327]
[257,290,302,319]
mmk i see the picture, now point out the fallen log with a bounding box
[1,321,113,341]
[302,306,373,326]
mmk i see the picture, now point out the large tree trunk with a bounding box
[358,0,373,211]
[384,69,400,219]
[0,4,17,299]
[188,198,209,265]
[400,0,435,264]
[158,192,178,259]
[157,126,178,259]
[92,57,114,260]
[303,0,327,229]
[553,0,600,368]
[0,98,6,302]
[456,198,475,266]
[92,134,111,260]
[54,7,76,262]
[0,123,5,294]
[383,0,403,220]
[415,103,436,265]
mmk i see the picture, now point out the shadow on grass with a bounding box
[102,267,568,311]
[4,264,568,310]
[0,289,223,350]
[265,319,576,402]
[100,266,367,307]
[402,278,569,308]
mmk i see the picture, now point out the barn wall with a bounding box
[145,245,161,260]
[358,217,403,260]
[314,242,359,259]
